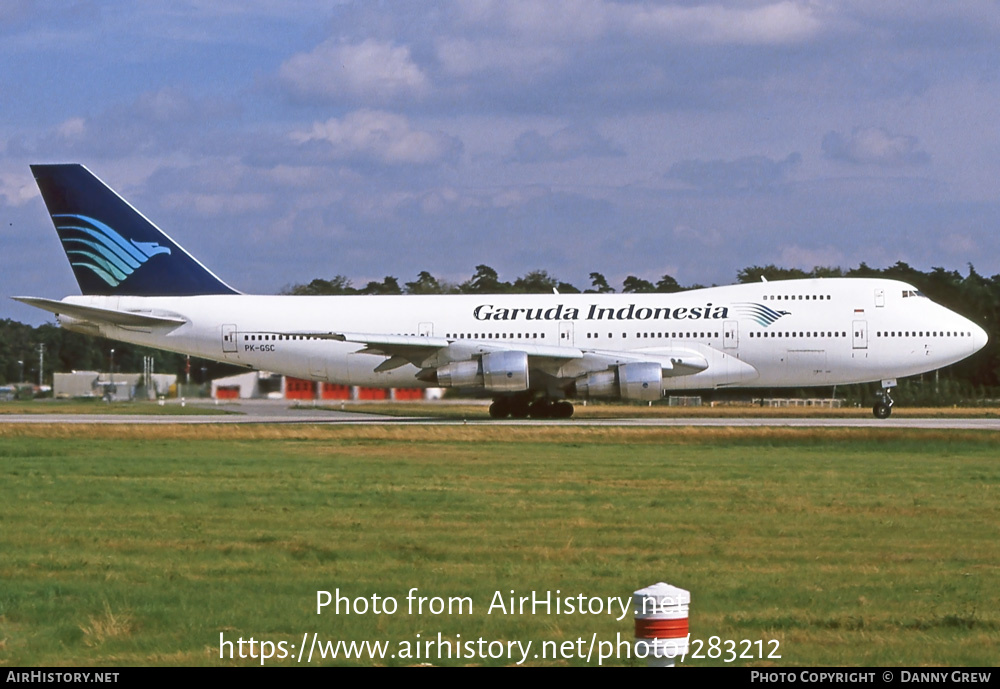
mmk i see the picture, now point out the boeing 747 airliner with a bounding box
[15,164,988,418]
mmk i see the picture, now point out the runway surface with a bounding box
[2,400,999,429]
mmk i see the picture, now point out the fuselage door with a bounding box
[852,320,868,349]
[723,320,739,350]
[419,322,433,337]
[559,321,574,346]
[875,289,885,308]
[222,324,237,353]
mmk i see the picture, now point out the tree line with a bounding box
[282,265,690,296]
[3,262,997,399]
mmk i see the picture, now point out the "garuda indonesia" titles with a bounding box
[473,303,731,322]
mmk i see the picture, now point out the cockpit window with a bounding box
[902,290,926,298]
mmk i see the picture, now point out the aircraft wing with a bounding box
[305,331,708,378]
[13,296,187,328]
[289,331,584,372]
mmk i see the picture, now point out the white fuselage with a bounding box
[56,277,987,393]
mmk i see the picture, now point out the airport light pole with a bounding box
[36,343,44,387]
[106,348,116,402]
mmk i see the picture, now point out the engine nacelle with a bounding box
[436,359,482,388]
[619,362,663,401]
[432,351,530,392]
[481,350,529,391]
[578,370,617,398]
[575,362,663,402]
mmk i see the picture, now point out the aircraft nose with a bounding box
[971,321,989,354]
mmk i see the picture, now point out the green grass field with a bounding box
[0,424,997,666]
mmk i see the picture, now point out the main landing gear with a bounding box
[872,380,895,419]
[489,393,574,419]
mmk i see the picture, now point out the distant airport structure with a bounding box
[54,371,177,401]
[210,370,435,402]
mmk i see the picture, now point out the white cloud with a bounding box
[0,0,34,24]
[673,223,723,247]
[436,38,565,80]
[161,191,272,217]
[778,245,845,270]
[0,172,37,207]
[667,153,802,191]
[458,0,823,45]
[938,233,977,257]
[508,124,623,163]
[279,39,429,104]
[454,0,610,40]
[418,187,461,215]
[822,127,930,166]
[625,2,822,44]
[490,185,550,208]
[56,117,86,140]
[290,110,462,165]
[131,87,198,123]
[836,1,1000,32]
[263,164,329,188]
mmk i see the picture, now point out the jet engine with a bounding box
[429,351,530,392]
[434,359,481,388]
[481,351,529,391]
[574,362,663,402]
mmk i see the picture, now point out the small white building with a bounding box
[211,371,283,399]
[54,371,177,400]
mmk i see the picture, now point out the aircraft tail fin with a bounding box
[31,164,239,296]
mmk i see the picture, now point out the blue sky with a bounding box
[3,1,999,324]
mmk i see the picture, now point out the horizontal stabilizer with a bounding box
[12,296,187,328]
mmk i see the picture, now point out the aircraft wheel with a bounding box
[528,400,552,418]
[508,398,531,418]
[489,399,510,419]
[873,402,892,419]
[553,401,574,418]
